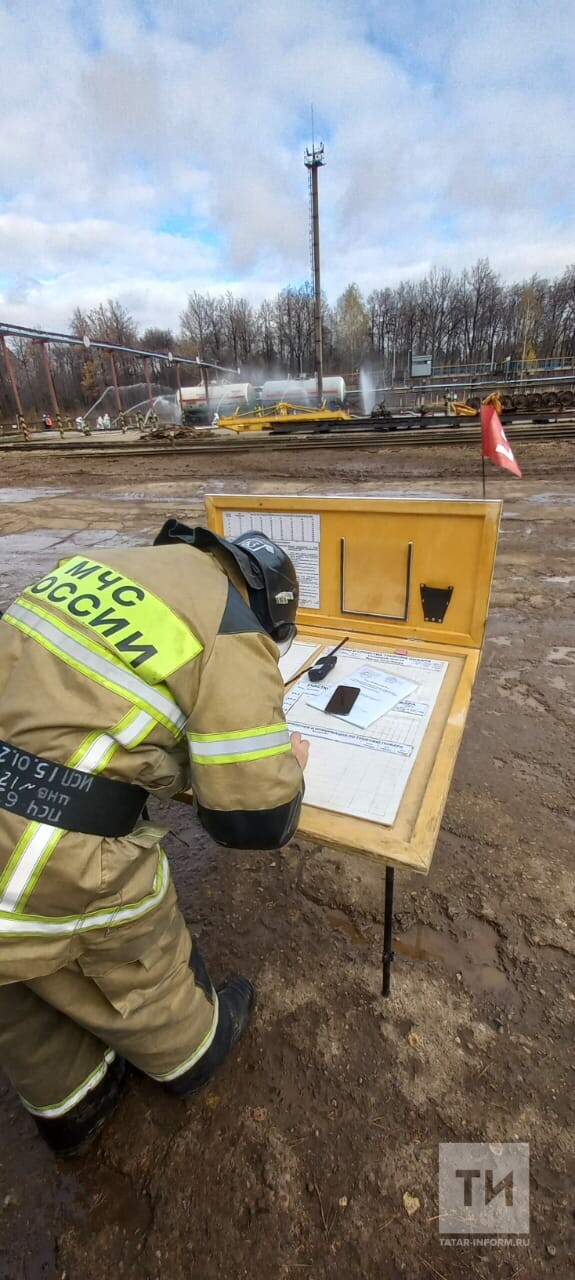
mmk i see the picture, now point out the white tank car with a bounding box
[180,382,256,425]
[261,377,346,408]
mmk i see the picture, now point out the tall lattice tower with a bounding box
[304,138,325,400]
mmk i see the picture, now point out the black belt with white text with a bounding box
[0,739,148,837]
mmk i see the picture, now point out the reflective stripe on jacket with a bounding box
[0,543,302,956]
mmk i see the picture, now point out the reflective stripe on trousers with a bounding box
[147,994,220,1081]
[0,848,171,936]
[21,1048,117,1117]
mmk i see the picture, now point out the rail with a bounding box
[1,418,574,458]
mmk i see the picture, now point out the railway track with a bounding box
[1,418,574,459]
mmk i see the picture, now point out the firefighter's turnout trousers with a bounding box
[0,541,302,1122]
[0,871,217,1117]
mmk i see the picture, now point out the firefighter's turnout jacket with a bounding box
[0,543,303,1111]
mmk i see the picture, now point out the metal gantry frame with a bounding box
[0,321,241,424]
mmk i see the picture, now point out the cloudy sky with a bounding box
[0,0,574,333]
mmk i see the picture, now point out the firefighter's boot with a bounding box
[165,975,255,1099]
[33,1055,127,1158]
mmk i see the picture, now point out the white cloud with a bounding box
[0,0,574,333]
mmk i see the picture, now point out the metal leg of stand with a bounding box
[382,865,395,997]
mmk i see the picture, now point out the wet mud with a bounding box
[0,438,574,1278]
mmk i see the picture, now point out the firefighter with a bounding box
[0,518,308,1156]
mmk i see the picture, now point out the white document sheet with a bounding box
[278,640,321,683]
[222,510,321,608]
[304,665,417,728]
[284,646,448,826]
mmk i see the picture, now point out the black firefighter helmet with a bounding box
[154,518,299,653]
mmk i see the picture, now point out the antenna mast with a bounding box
[304,118,325,401]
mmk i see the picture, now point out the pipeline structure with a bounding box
[0,321,239,429]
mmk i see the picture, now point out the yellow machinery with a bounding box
[448,400,477,418]
[216,401,351,433]
[447,391,504,418]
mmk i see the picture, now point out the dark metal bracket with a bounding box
[420,583,453,623]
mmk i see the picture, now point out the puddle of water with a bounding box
[0,529,138,603]
[545,576,575,586]
[327,909,374,946]
[107,480,251,501]
[0,487,71,502]
[394,921,513,999]
[0,528,128,547]
[0,528,131,565]
[526,493,575,506]
[108,491,201,503]
[0,531,70,553]
[327,911,514,1000]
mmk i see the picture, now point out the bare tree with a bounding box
[180,292,212,359]
[334,284,370,372]
[274,285,315,375]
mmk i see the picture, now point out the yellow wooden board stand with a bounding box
[205,493,502,993]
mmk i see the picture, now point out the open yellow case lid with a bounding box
[205,494,501,651]
[202,494,502,872]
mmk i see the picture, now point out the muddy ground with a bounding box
[0,437,573,1280]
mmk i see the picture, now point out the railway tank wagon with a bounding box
[180,382,256,426]
[261,376,346,411]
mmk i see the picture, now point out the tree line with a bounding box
[2,259,575,417]
[179,260,575,377]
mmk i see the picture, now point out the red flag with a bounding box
[481,405,522,477]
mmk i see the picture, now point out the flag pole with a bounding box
[481,402,522,489]
[480,404,486,497]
